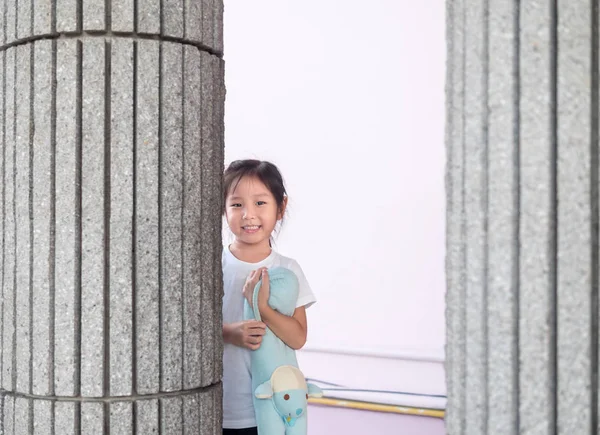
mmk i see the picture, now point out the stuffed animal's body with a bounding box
[243,267,322,435]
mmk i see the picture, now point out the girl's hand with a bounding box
[223,320,266,350]
[243,268,270,310]
[257,269,270,313]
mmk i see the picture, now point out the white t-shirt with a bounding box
[222,246,316,429]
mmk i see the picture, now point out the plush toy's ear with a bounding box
[307,383,324,398]
[255,381,273,399]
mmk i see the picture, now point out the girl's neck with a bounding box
[229,241,272,263]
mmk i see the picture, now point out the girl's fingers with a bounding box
[246,321,266,329]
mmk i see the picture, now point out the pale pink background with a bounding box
[224,1,447,433]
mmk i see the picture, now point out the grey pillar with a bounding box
[0,1,225,433]
[446,1,598,434]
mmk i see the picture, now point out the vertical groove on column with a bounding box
[0,49,4,435]
[513,2,521,433]
[591,0,599,431]
[199,51,208,386]
[1,50,13,397]
[157,40,163,434]
[179,41,185,400]
[131,38,138,435]
[158,0,163,35]
[464,0,488,431]
[77,0,82,32]
[550,1,558,432]
[10,46,16,400]
[106,0,111,30]
[50,38,56,435]
[0,48,4,398]
[74,38,82,434]
[133,0,137,32]
[483,2,490,432]
[51,0,56,32]
[103,38,112,435]
[27,41,34,434]
[459,3,467,431]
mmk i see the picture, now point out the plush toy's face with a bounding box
[255,365,324,427]
[272,388,308,424]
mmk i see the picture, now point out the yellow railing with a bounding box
[308,397,445,419]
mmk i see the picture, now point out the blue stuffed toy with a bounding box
[243,267,323,435]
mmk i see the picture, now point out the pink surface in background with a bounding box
[307,405,445,435]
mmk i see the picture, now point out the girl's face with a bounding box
[225,176,285,249]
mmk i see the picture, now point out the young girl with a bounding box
[221,160,316,435]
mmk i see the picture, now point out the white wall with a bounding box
[224,0,447,398]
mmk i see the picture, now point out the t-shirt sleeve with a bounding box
[289,260,317,309]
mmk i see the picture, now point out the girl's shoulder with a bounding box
[271,250,298,268]
[271,251,307,278]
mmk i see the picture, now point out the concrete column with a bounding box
[446,1,598,434]
[0,1,225,433]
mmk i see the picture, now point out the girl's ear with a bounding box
[277,196,288,220]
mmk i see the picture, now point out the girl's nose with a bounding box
[242,207,255,219]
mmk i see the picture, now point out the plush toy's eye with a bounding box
[284,394,290,401]
[306,394,308,399]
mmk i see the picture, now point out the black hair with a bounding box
[223,159,288,219]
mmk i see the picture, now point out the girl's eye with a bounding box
[230,203,241,208]
[256,201,266,206]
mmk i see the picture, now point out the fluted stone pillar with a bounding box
[446,1,599,434]
[0,1,225,433]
